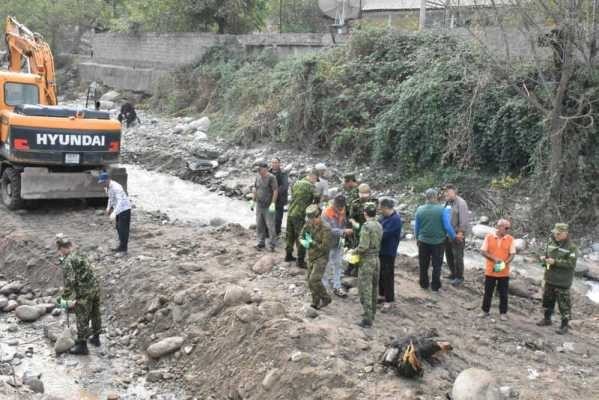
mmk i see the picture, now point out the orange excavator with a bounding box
[0,16,126,209]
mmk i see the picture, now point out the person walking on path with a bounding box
[285,170,318,267]
[537,223,578,334]
[55,234,102,355]
[379,198,402,306]
[300,205,333,310]
[443,184,470,286]
[355,202,383,328]
[415,188,456,292]
[269,158,289,236]
[321,194,353,298]
[252,162,278,251]
[99,172,131,254]
[314,163,330,207]
[479,219,516,320]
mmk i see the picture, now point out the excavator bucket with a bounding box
[19,167,127,200]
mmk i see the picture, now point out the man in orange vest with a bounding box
[479,219,516,320]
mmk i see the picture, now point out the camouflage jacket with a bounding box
[344,187,359,210]
[60,251,99,299]
[300,221,332,262]
[356,219,383,257]
[349,197,379,226]
[288,178,316,220]
[544,238,577,289]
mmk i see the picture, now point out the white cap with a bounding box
[315,163,327,171]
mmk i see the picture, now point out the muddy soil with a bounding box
[0,194,598,399]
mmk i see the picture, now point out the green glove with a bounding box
[304,232,313,244]
[268,203,276,213]
[352,221,360,230]
[300,238,310,248]
[56,297,68,309]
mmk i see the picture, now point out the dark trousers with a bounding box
[275,205,285,236]
[116,209,131,251]
[445,237,465,279]
[418,242,444,290]
[378,255,396,302]
[482,276,509,314]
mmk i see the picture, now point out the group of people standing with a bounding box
[254,160,579,333]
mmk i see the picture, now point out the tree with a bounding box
[456,0,599,229]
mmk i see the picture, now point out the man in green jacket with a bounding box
[355,202,383,328]
[300,205,333,309]
[537,223,578,334]
[56,234,102,355]
[285,170,318,267]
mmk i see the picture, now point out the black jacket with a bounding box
[269,169,289,207]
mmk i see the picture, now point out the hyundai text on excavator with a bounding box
[0,16,126,209]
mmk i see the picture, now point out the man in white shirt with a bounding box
[314,163,330,207]
[99,172,131,253]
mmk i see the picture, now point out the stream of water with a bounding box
[124,164,255,228]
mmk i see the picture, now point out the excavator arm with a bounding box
[4,16,57,105]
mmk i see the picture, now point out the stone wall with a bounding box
[78,32,334,93]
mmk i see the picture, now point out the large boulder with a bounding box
[575,260,591,277]
[0,281,24,295]
[472,225,495,240]
[0,296,8,310]
[190,141,221,159]
[15,305,43,322]
[452,368,501,400]
[252,255,275,274]
[100,90,121,102]
[146,336,184,359]
[187,117,210,132]
[584,262,599,281]
[3,300,18,312]
[223,285,251,307]
[54,329,75,354]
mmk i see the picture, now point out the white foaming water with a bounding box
[124,164,255,228]
[586,281,599,303]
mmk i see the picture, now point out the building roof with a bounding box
[362,0,504,11]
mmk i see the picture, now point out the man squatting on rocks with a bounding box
[415,188,456,292]
[269,158,289,236]
[300,205,333,310]
[321,194,353,298]
[443,184,470,286]
[56,234,102,355]
[480,219,516,321]
[537,223,578,334]
[99,171,131,253]
[285,169,319,267]
[252,162,278,252]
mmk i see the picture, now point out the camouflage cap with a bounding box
[552,223,569,233]
[343,173,357,182]
[364,202,377,214]
[305,204,321,218]
[358,183,371,194]
[55,233,72,247]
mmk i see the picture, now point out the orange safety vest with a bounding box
[484,233,514,278]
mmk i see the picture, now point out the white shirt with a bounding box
[107,181,131,216]
[315,178,329,199]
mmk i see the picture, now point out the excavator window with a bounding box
[4,82,40,106]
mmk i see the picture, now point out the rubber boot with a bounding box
[284,251,296,262]
[69,341,89,355]
[536,310,552,326]
[556,319,569,335]
[89,334,101,347]
[297,257,307,269]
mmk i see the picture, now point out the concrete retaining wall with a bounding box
[79,32,334,93]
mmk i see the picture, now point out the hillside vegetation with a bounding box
[150,27,598,234]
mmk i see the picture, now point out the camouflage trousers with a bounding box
[307,256,331,307]
[75,291,102,342]
[358,255,380,323]
[542,284,571,321]
[286,217,306,260]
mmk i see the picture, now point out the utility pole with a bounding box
[280,0,283,33]
[419,0,426,31]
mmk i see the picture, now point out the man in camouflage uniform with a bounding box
[56,234,102,355]
[537,223,578,334]
[346,183,378,276]
[355,202,383,328]
[300,205,333,309]
[285,170,318,268]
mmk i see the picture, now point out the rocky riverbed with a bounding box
[1,94,597,399]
